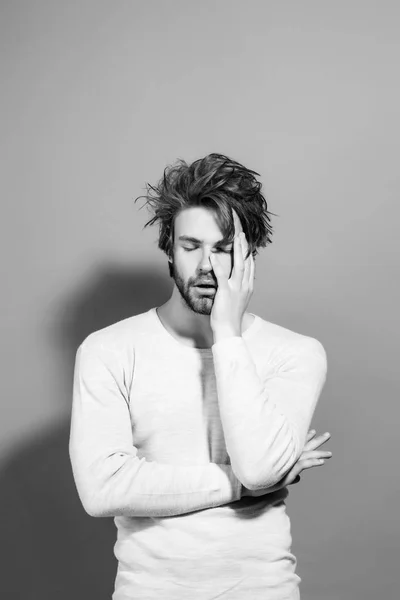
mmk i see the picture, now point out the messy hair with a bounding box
[136,153,274,270]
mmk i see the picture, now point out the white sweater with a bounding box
[69,307,327,600]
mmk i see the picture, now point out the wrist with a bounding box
[212,326,242,343]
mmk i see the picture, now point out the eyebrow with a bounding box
[178,235,232,247]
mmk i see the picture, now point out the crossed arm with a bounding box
[69,336,329,518]
[211,335,328,490]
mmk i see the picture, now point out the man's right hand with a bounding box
[242,429,332,497]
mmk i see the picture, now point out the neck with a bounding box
[159,288,214,348]
[157,287,253,349]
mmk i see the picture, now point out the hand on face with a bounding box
[209,222,255,338]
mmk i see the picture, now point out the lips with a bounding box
[195,282,217,288]
[194,282,217,295]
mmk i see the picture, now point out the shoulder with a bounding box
[78,308,155,357]
[251,313,327,370]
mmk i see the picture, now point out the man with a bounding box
[69,153,331,599]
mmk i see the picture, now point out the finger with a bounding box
[281,458,324,485]
[243,237,254,288]
[231,234,245,283]
[209,253,228,285]
[297,457,328,470]
[304,431,331,452]
[282,454,329,487]
[306,429,317,442]
[300,450,332,461]
[241,234,250,284]
[248,252,255,290]
[285,474,302,487]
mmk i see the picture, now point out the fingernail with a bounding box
[318,459,325,464]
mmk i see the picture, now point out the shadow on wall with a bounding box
[0,263,171,600]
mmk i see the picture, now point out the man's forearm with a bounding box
[211,335,327,490]
[69,443,243,518]
[70,342,243,519]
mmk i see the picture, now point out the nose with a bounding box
[198,248,213,273]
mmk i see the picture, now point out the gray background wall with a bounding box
[1,1,399,599]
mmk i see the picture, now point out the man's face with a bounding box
[170,206,243,315]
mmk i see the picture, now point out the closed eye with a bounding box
[182,245,232,253]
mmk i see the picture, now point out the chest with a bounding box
[128,348,221,456]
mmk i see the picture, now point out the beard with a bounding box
[171,262,215,315]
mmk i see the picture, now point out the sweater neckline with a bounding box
[149,306,261,354]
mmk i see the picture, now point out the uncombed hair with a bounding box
[135,153,275,267]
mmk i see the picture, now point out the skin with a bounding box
[158,206,252,348]
[157,206,332,494]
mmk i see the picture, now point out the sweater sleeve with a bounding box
[211,336,327,490]
[69,340,242,518]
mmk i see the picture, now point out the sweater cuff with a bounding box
[212,336,248,367]
[212,336,244,352]
[224,465,243,502]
